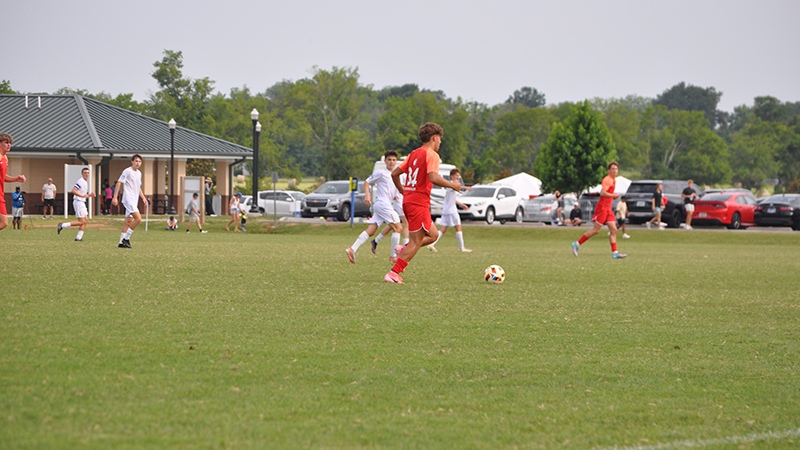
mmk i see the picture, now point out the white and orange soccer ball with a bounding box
[484,265,505,284]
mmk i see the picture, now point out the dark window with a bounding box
[704,194,732,202]
[627,184,658,194]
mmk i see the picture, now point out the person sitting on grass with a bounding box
[166,216,178,230]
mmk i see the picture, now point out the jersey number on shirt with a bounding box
[406,167,419,187]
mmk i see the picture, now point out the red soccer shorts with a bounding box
[403,203,433,233]
[592,207,616,225]
[0,199,6,216]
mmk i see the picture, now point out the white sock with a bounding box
[374,232,385,243]
[125,229,134,240]
[456,231,465,250]
[62,223,72,229]
[431,230,442,247]
[120,232,126,243]
[390,233,401,257]
[402,237,409,245]
[76,230,84,240]
[351,231,369,253]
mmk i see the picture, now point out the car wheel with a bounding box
[485,207,495,224]
[515,207,524,223]
[499,219,507,225]
[668,210,681,228]
[338,203,351,221]
[727,212,741,230]
[259,207,265,214]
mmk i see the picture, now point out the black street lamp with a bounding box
[249,108,261,214]
[168,118,177,215]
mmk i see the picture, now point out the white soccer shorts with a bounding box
[439,212,461,227]
[369,202,400,225]
[74,201,88,219]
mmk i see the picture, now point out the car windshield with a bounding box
[764,195,799,204]
[462,187,497,198]
[290,192,306,200]
[314,183,350,194]
[627,184,658,193]
[701,194,731,202]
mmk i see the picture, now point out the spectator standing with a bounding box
[682,180,697,230]
[42,177,57,219]
[1,133,27,232]
[615,197,631,239]
[647,183,665,230]
[554,190,564,224]
[227,192,242,232]
[103,181,113,215]
[205,177,215,216]
[12,186,24,229]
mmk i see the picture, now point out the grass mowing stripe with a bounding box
[596,428,800,450]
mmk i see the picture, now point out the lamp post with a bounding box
[168,118,177,215]
[249,108,261,214]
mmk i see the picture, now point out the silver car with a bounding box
[523,194,578,224]
[257,190,306,216]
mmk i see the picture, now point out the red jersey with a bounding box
[595,175,616,211]
[0,154,8,195]
[398,146,440,208]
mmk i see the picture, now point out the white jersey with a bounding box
[366,168,395,207]
[442,187,458,215]
[72,177,89,203]
[117,167,142,206]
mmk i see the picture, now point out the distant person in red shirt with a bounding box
[384,123,462,284]
[571,161,626,259]
[0,134,27,232]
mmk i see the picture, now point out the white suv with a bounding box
[458,184,525,224]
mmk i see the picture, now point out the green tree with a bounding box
[645,108,731,184]
[490,107,551,173]
[728,120,784,189]
[505,87,546,108]
[534,100,617,195]
[777,123,800,189]
[654,82,722,129]
[1,80,16,94]
[149,50,215,130]
[285,66,367,180]
[592,98,650,171]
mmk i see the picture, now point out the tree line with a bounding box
[3,50,799,193]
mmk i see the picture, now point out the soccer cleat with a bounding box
[118,243,127,248]
[394,244,406,257]
[201,230,208,233]
[75,238,82,242]
[427,245,437,252]
[186,230,190,233]
[42,216,46,220]
[389,256,397,263]
[122,239,132,248]
[622,233,631,239]
[571,241,580,257]
[371,239,378,254]
[383,271,404,284]
[612,252,627,259]
[460,248,473,252]
[345,247,356,264]
[57,223,63,234]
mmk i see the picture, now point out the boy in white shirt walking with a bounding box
[427,168,472,252]
[57,167,95,241]
[111,155,148,248]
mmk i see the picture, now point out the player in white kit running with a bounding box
[112,154,148,248]
[345,150,403,264]
[57,167,96,241]
[427,168,472,252]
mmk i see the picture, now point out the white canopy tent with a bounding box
[490,173,542,199]
[587,175,632,194]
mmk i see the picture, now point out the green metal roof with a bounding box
[0,94,252,158]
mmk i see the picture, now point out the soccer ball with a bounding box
[484,265,505,284]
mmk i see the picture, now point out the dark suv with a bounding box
[624,180,705,228]
[300,180,371,221]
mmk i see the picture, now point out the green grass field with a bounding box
[2,218,799,449]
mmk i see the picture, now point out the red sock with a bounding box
[578,235,588,245]
[391,258,408,274]
[611,242,617,252]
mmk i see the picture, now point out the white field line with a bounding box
[595,428,800,450]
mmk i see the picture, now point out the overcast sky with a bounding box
[4,0,798,112]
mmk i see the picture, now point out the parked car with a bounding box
[458,184,525,224]
[754,194,800,230]
[624,180,705,228]
[300,181,370,220]
[257,190,306,216]
[523,194,578,224]
[703,188,756,201]
[692,192,757,229]
[240,195,254,213]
